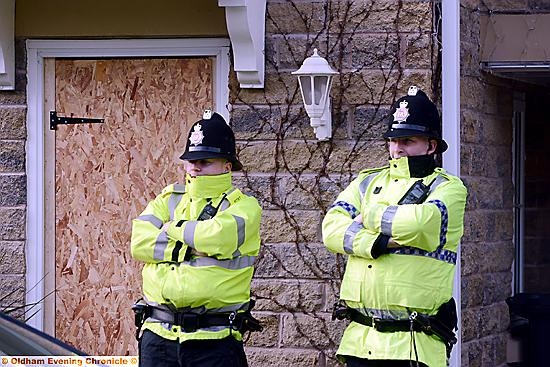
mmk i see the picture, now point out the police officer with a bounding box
[131,111,262,367]
[322,86,467,367]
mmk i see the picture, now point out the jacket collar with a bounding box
[185,172,233,198]
[389,155,436,179]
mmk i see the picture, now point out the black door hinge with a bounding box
[50,111,104,130]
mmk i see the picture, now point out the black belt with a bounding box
[149,307,240,333]
[336,306,423,333]
[332,301,457,346]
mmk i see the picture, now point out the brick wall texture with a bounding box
[2,0,547,366]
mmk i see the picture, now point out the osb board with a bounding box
[54,58,213,355]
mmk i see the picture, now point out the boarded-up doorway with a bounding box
[44,58,213,355]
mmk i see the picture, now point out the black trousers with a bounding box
[139,330,248,367]
[345,356,428,367]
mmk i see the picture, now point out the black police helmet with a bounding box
[180,111,243,171]
[383,86,448,153]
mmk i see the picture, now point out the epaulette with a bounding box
[160,183,186,197]
[226,188,245,205]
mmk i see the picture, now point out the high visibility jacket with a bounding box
[131,172,262,342]
[322,156,467,367]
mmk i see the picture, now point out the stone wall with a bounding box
[0,39,27,314]
[459,1,533,366]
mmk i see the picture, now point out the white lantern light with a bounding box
[292,49,339,141]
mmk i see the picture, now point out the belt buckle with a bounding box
[178,312,199,333]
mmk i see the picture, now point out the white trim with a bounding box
[442,1,461,366]
[25,38,230,330]
[219,0,266,88]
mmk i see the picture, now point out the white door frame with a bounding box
[442,1,461,366]
[25,38,231,331]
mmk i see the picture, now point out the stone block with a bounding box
[404,33,433,69]
[251,279,324,313]
[350,34,399,70]
[245,313,280,348]
[463,339,483,367]
[260,209,322,243]
[462,306,481,342]
[346,1,432,33]
[461,144,511,179]
[460,109,483,144]
[353,106,389,141]
[232,174,283,210]
[340,70,399,105]
[255,243,346,280]
[0,107,27,140]
[280,175,344,210]
[0,208,25,240]
[232,105,316,141]
[483,272,512,306]
[266,2,326,35]
[245,346,320,367]
[479,302,509,336]
[0,141,25,173]
[0,241,25,274]
[461,176,504,210]
[0,175,26,206]
[461,77,485,111]
[462,274,484,308]
[281,312,345,349]
[0,91,26,105]
[0,275,25,307]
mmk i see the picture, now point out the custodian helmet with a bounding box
[383,86,448,153]
[180,110,243,171]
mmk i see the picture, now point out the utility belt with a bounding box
[332,299,458,355]
[132,299,263,339]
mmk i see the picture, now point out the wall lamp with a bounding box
[292,49,339,141]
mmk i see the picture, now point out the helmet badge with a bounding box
[393,100,410,123]
[189,123,204,146]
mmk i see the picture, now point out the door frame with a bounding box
[25,38,231,331]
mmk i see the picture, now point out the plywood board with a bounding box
[54,58,213,355]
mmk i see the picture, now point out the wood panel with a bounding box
[54,58,213,354]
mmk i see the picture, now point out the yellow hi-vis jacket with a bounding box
[322,156,467,367]
[131,172,262,342]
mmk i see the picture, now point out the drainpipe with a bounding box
[442,1,461,366]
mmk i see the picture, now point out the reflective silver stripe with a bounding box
[137,214,163,229]
[183,221,198,247]
[429,175,448,195]
[233,215,246,247]
[343,221,362,254]
[186,255,256,270]
[153,231,169,260]
[351,306,430,321]
[173,183,186,192]
[381,205,398,236]
[359,172,380,200]
[168,192,184,221]
[219,198,231,211]
[205,302,250,313]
